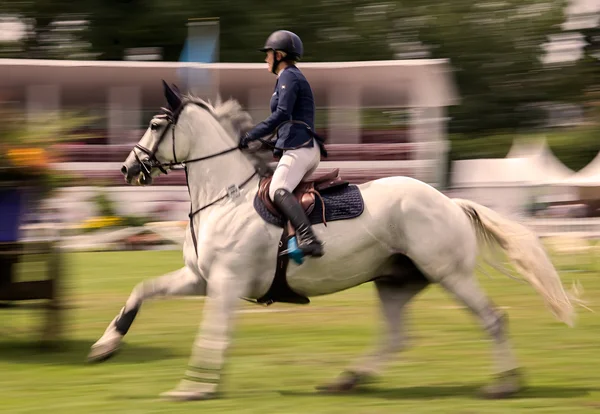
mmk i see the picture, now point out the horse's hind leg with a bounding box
[87,266,206,363]
[317,275,428,393]
[439,271,524,398]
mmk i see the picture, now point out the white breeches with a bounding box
[269,140,321,201]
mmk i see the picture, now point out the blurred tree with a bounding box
[580,24,600,113]
[394,0,575,134]
[0,0,84,58]
[83,0,189,60]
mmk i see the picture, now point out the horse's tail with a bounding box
[452,198,583,327]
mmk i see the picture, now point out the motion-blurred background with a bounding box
[0,0,599,247]
[1,2,600,412]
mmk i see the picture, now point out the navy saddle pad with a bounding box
[253,184,365,228]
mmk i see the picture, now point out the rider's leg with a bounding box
[269,141,324,257]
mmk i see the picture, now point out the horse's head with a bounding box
[121,81,190,186]
[122,80,259,186]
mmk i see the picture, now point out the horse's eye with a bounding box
[151,123,159,131]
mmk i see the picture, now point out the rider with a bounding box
[240,30,326,258]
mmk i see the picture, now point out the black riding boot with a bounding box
[273,188,324,257]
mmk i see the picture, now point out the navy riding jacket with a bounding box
[246,65,324,157]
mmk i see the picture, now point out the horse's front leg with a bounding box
[161,259,249,401]
[88,265,205,363]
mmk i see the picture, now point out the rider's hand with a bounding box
[239,133,252,149]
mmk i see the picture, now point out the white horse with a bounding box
[88,82,580,401]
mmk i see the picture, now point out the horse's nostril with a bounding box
[121,165,128,175]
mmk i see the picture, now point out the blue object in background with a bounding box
[178,19,220,95]
[179,34,218,63]
[0,189,24,242]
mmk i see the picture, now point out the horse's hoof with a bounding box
[160,379,219,401]
[87,338,121,363]
[479,368,525,399]
[315,371,371,394]
[160,389,218,402]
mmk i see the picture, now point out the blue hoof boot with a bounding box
[284,236,305,265]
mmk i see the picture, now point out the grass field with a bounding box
[2,249,600,413]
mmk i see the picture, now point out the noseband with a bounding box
[133,117,174,178]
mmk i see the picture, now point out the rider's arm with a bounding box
[245,70,299,141]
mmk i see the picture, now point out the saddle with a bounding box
[257,168,348,225]
[252,169,364,306]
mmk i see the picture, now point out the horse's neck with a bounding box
[184,111,257,213]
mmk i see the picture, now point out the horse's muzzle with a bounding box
[121,160,153,186]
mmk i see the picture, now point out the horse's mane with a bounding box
[180,94,274,177]
[181,94,253,136]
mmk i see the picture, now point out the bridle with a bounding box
[131,100,258,253]
[133,101,241,179]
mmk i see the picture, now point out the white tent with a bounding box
[557,151,600,187]
[451,136,575,190]
[505,136,578,205]
[551,151,600,202]
[451,158,535,187]
[450,136,578,216]
[505,136,574,185]
[450,157,539,216]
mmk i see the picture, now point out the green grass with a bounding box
[2,250,600,413]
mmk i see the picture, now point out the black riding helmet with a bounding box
[260,30,303,74]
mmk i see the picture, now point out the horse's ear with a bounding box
[162,80,182,111]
